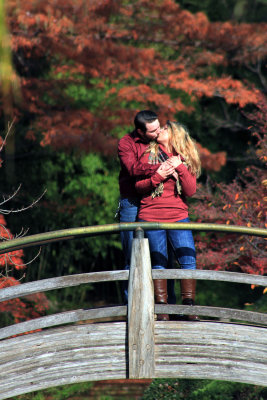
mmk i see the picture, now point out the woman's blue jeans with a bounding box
[139,217,196,271]
[118,197,176,303]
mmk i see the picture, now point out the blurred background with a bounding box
[0,0,266,329]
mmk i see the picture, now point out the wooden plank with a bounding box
[1,270,266,305]
[0,321,266,400]
[0,271,129,302]
[0,306,127,340]
[155,305,267,325]
[152,269,267,286]
[128,237,155,379]
[154,321,267,386]
[0,323,127,400]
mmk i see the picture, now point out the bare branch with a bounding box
[0,119,15,152]
[0,224,12,241]
[246,59,267,92]
[6,247,42,268]
[0,184,22,207]
[14,227,30,239]
[0,189,47,214]
[244,236,267,256]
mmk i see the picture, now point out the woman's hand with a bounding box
[156,162,175,179]
[166,155,182,168]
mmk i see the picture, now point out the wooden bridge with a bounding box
[0,222,266,399]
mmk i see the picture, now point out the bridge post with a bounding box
[128,227,155,379]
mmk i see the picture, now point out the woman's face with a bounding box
[157,124,170,147]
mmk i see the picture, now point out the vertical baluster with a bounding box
[128,227,155,378]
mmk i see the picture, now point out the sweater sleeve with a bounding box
[118,136,158,177]
[176,164,196,197]
[135,172,164,194]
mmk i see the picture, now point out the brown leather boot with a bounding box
[154,279,169,321]
[180,279,199,321]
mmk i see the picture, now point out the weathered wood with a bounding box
[0,271,129,302]
[154,321,267,386]
[128,237,155,379]
[0,323,127,400]
[155,304,267,325]
[0,306,127,340]
[0,321,266,400]
[152,269,267,286]
[1,270,266,305]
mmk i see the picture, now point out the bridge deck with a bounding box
[0,320,266,399]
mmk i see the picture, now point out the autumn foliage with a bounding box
[2,0,266,172]
[0,0,266,303]
[192,100,267,275]
[0,212,49,324]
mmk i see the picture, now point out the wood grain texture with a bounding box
[1,270,266,304]
[0,321,266,400]
[0,271,129,302]
[0,323,127,400]
[154,321,267,386]
[155,305,267,325]
[128,238,155,379]
[0,306,127,340]
[152,269,267,286]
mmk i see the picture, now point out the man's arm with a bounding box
[135,172,163,194]
[118,136,158,177]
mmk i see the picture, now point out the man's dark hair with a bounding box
[134,110,158,133]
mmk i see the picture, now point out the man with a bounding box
[117,110,175,318]
[118,110,173,270]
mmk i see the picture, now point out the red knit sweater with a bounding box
[136,147,196,222]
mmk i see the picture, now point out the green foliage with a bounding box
[142,378,202,399]
[1,142,124,308]
[142,378,267,400]
[14,382,93,400]
[176,0,267,22]
[65,83,108,111]
[192,380,267,400]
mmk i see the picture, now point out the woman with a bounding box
[136,121,201,321]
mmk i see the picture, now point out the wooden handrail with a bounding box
[0,225,266,398]
[0,222,265,254]
[1,270,266,303]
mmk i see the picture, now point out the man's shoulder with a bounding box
[119,131,136,143]
[118,130,139,148]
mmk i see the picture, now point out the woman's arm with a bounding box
[176,164,196,196]
[166,155,196,197]
[135,164,175,194]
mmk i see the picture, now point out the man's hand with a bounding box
[166,155,182,168]
[156,162,175,179]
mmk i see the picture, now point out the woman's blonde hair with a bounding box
[167,121,201,177]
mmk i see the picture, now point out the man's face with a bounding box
[138,119,161,141]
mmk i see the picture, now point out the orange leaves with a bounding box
[166,73,260,108]
[117,85,189,115]
[2,0,266,163]
[196,143,226,172]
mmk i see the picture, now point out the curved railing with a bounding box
[0,222,265,254]
[0,223,266,399]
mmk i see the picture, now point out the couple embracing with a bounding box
[117,110,201,321]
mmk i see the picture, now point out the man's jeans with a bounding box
[119,197,140,271]
[139,217,196,270]
[118,197,176,304]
